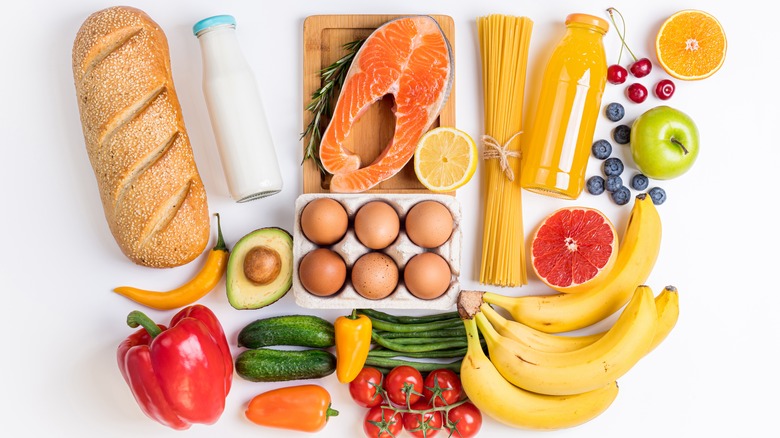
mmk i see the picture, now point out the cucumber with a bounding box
[235,348,336,382]
[237,315,335,349]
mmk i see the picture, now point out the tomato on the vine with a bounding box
[383,365,423,406]
[402,401,443,438]
[422,369,462,407]
[349,367,384,408]
[446,402,482,438]
[363,405,403,438]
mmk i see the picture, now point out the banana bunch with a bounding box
[459,194,680,430]
[459,317,620,430]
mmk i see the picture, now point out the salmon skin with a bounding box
[319,15,453,193]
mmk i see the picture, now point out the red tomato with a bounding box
[422,369,462,407]
[402,401,443,438]
[446,402,482,438]
[363,405,403,438]
[349,367,384,408]
[383,365,423,406]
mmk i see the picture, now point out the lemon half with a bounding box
[414,127,478,193]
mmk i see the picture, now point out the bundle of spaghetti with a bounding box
[477,14,533,287]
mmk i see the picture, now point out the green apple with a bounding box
[629,105,699,180]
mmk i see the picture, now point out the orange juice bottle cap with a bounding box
[565,13,609,34]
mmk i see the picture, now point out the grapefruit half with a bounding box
[530,207,618,293]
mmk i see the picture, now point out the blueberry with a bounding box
[648,187,667,205]
[605,102,625,122]
[631,173,649,191]
[586,175,605,195]
[602,157,624,176]
[611,186,631,205]
[605,175,623,192]
[613,125,631,145]
[591,140,612,160]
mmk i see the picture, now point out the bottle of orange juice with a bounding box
[521,14,609,200]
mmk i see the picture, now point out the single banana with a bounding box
[475,285,658,395]
[480,284,679,354]
[483,193,662,333]
[648,285,679,353]
[480,303,601,352]
[459,318,619,430]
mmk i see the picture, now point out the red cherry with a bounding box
[607,65,628,84]
[629,58,653,78]
[626,83,648,103]
[654,79,676,100]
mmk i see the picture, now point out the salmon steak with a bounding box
[319,15,453,193]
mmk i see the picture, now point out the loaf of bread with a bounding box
[72,6,210,268]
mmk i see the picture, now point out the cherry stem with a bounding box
[671,137,689,155]
[607,7,638,62]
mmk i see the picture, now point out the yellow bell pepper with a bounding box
[335,309,372,383]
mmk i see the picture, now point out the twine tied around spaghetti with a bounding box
[481,132,522,181]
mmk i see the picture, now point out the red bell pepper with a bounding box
[117,304,233,430]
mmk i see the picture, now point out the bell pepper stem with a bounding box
[326,403,339,419]
[126,310,163,338]
[350,308,358,320]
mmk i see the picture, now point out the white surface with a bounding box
[1,0,777,436]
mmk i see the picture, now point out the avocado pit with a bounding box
[243,246,282,285]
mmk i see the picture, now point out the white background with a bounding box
[2,0,777,436]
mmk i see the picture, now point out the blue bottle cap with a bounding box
[193,15,236,36]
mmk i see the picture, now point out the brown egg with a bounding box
[354,201,400,249]
[403,252,451,300]
[351,252,399,300]
[405,201,454,248]
[300,198,348,246]
[298,248,346,297]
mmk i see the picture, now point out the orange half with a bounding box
[655,10,727,80]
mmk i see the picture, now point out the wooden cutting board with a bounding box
[301,14,456,194]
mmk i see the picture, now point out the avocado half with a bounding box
[226,227,293,310]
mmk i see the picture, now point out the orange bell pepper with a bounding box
[335,309,372,383]
[245,384,338,432]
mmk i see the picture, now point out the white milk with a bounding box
[194,15,283,202]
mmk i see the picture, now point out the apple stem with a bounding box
[606,7,638,63]
[671,137,689,155]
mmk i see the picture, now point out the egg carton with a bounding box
[293,193,462,310]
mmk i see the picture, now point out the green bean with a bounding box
[381,336,463,346]
[373,328,466,339]
[364,356,462,373]
[357,308,460,324]
[372,331,467,352]
[367,317,463,334]
[368,347,468,359]
[372,366,392,375]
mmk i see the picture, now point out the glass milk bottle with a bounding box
[521,14,609,200]
[193,15,283,202]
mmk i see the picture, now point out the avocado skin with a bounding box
[226,227,293,310]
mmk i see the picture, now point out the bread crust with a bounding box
[73,6,210,268]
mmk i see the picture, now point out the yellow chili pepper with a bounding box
[335,309,372,383]
[113,214,230,310]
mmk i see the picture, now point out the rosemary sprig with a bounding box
[301,39,364,175]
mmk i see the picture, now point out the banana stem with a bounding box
[462,319,482,351]
[481,292,517,312]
